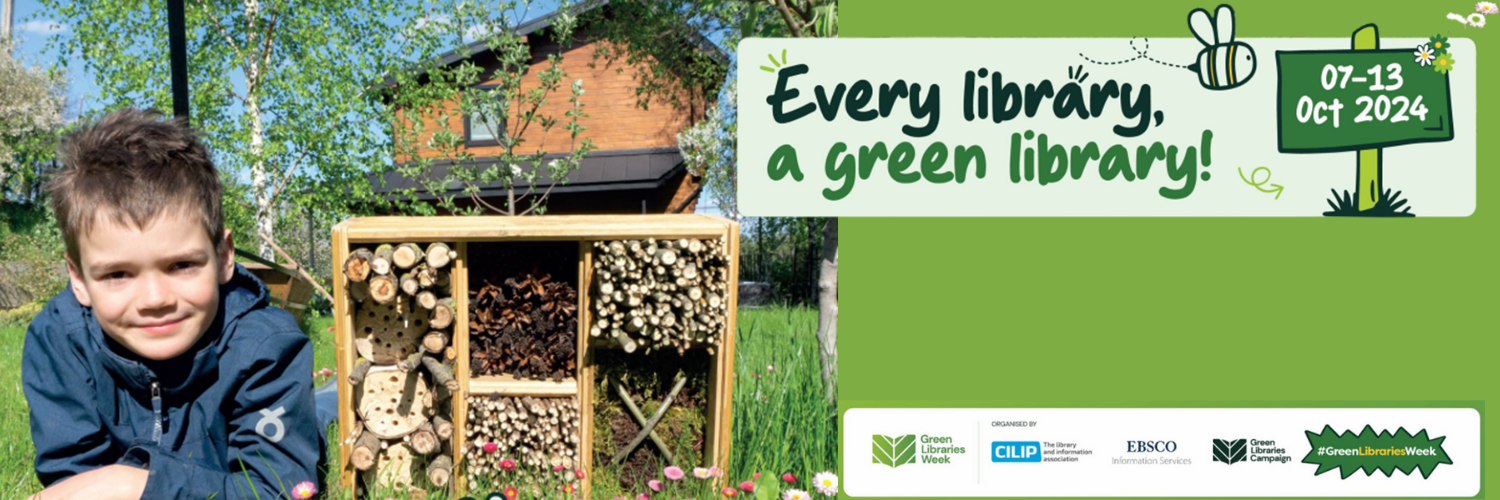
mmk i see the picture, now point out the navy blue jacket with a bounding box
[23,263,325,499]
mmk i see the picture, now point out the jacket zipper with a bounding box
[150,381,163,444]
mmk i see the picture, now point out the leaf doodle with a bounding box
[872,434,918,468]
[1213,438,1247,464]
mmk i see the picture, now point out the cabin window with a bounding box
[465,84,504,146]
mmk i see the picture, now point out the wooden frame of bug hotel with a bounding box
[331,214,741,499]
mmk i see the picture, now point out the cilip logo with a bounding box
[991,441,1042,462]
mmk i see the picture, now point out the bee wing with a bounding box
[1215,4,1236,43]
[1188,7,1217,46]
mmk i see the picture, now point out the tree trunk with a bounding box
[246,0,272,259]
[815,217,838,404]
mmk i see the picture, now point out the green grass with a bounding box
[0,307,836,499]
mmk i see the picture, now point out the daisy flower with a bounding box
[812,472,839,496]
[1430,34,1450,55]
[503,486,519,500]
[291,481,317,499]
[723,487,740,497]
[563,484,575,494]
[648,479,664,491]
[1414,45,1435,66]
[739,480,757,493]
[694,467,712,479]
[637,495,650,500]
[499,458,516,471]
[784,489,810,500]
[1478,2,1498,14]
[483,442,498,454]
[664,466,685,481]
[782,473,797,483]
[575,469,586,480]
[1435,53,1456,74]
[709,466,724,478]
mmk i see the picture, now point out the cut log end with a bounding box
[416,291,437,310]
[369,275,398,304]
[426,454,453,487]
[422,331,448,354]
[393,242,425,270]
[343,249,373,282]
[425,242,453,269]
[430,298,454,329]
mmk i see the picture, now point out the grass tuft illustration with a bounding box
[1323,187,1416,217]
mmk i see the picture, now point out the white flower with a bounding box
[1414,45,1435,66]
[1478,2,1498,15]
[812,472,838,496]
[784,489,809,500]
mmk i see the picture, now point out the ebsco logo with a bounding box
[1127,440,1177,452]
[992,441,1042,462]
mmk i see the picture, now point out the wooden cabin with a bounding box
[375,0,726,215]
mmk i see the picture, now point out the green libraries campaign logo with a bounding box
[1301,425,1452,479]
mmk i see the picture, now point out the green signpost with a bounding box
[1276,25,1454,212]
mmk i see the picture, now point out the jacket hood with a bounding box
[86,263,271,394]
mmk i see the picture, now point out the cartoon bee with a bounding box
[1186,4,1256,90]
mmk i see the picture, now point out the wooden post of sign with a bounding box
[1353,24,1382,211]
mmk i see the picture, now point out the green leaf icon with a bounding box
[872,434,917,468]
[1302,425,1451,479]
[1213,439,1247,464]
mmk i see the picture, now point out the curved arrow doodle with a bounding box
[1238,166,1284,200]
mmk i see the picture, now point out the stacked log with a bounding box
[342,241,459,495]
[589,238,731,354]
[463,395,581,485]
[469,272,577,381]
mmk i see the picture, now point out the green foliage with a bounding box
[742,217,830,305]
[0,38,67,203]
[384,0,596,217]
[0,203,67,309]
[728,308,836,484]
[33,0,454,259]
[582,1,732,112]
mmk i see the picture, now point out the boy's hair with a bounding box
[46,108,224,267]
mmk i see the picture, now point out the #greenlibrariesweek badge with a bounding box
[1302,425,1454,479]
[737,5,1478,217]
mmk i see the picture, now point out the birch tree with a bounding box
[35,0,451,257]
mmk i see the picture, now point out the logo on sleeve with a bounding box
[257,407,287,443]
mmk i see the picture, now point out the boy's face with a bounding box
[65,209,235,361]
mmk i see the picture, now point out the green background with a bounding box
[838,0,1494,498]
[1278,49,1454,152]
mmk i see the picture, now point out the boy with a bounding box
[22,108,325,500]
